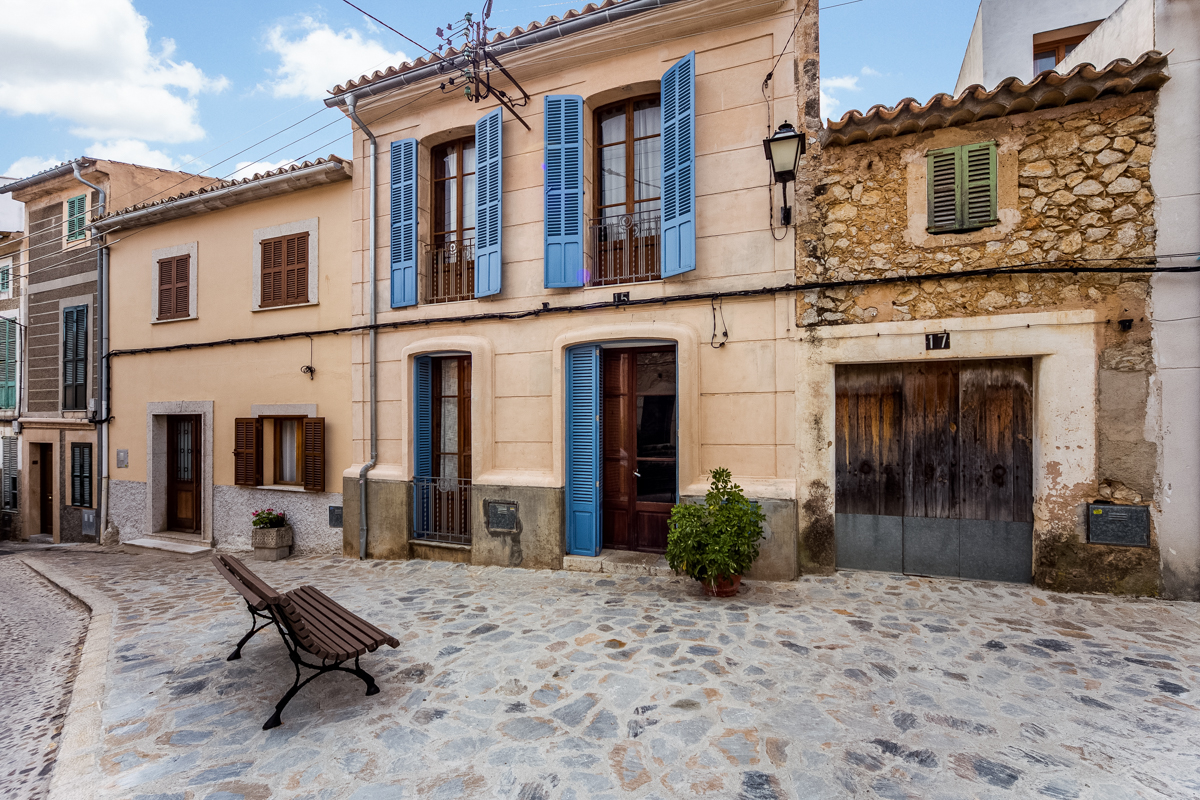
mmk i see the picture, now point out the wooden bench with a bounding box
[211,553,400,729]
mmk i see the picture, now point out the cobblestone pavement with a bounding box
[0,552,88,800]
[19,550,1200,800]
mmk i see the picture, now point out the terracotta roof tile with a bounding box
[822,51,1169,147]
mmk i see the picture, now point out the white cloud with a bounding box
[820,89,842,121]
[86,139,179,170]
[0,0,227,143]
[824,75,861,92]
[861,65,882,77]
[264,17,408,100]
[5,155,63,180]
[230,158,295,181]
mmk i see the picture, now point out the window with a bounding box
[233,416,325,491]
[0,317,16,409]
[157,254,191,320]
[2,436,16,510]
[0,256,12,299]
[594,95,662,285]
[926,141,998,234]
[413,355,472,544]
[260,232,309,308]
[71,442,92,507]
[430,138,477,303]
[63,305,88,410]
[1032,23,1101,74]
[66,195,87,242]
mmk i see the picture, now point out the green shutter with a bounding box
[66,195,86,241]
[927,141,997,233]
[0,319,14,409]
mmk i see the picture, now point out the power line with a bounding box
[340,0,435,54]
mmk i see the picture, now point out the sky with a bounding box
[0,0,980,189]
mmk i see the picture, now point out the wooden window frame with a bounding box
[431,137,477,248]
[272,416,306,487]
[233,415,324,491]
[259,232,310,308]
[70,442,92,508]
[594,94,662,219]
[157,254,191,320]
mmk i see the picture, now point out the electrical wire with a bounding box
[340,0,436,55]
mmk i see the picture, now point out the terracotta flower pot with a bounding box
[702,574,742,597]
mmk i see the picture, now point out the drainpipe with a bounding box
[72,161,108,544]
[346,94,378,560]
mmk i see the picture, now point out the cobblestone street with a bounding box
[15,550,1200,800]
[0,550,87,800]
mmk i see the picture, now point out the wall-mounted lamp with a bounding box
[762,121,806,226]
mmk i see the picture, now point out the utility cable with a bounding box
[340,0,435,55]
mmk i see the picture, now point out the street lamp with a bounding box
[762,121,806,225]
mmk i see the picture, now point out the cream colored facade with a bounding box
[100,163,353,552]
[335,0,817,577]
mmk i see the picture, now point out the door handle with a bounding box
[633,471,641,477]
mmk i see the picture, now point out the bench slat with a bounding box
[211,553,269,611]
[283,590,368,659]
[294,586,399,649]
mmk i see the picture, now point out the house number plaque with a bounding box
[925,332,951,351]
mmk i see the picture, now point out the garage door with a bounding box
[834,359,1033,583]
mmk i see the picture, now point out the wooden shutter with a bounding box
[926,146,959,233]
[71,443,92,507]
[234,417,263,486]
[302,417,325,492]
[962,142,998,229]
[63,305,87,410]
[2,436,16,509]
[565,345,602,556]
[261,238,284,306]
[661,52,697,278]
[390,138,419,308]
[474,108,504,297]
[66,195,86,241]
[0,319,15,409]
[413,357,433,478]
[284,233,309,304]
[157,255,190,320]
[544,95,585,288]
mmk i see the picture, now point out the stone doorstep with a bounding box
[563,549,673,577]
[121,537,213,560]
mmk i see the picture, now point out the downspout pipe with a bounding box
[72,161,107,543]
[346,94,378,560]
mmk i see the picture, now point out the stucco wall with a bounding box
[1056,0,1156,74]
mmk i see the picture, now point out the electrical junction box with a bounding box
[1087,503,1150,547]
[329,506,343,528]
[82,508,96,539]
[487,501,519,535]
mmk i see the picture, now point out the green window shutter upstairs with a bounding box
[0,319,14,409]
[67,195,86,241]
[926,147,959,233]
[962,141,998,229]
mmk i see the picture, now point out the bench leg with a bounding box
[262,657,383,730]
[228,605,272,661]
[352,656,380,696]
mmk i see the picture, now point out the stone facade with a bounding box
[801,93,1163,595]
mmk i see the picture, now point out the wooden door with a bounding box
[38,443,52,535]
[167,415,201,533]
[602,347,677,553]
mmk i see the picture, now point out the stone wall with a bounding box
[803,93,1163,595]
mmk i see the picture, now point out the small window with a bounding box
[926,142,998,234]
[63,305,88,410]
[71,442,92,507]
[233,415,325,491]
[157,254,191,320]
[0,318,16,410]
[0,257,12,299]
[66,195,87,242]
[260,232,309,308]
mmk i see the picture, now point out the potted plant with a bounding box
[251,508,293,561]
[666,467,765,597]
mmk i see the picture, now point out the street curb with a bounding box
[21,556,116,800]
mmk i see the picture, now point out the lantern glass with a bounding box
[763,122,804,183]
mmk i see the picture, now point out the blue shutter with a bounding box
[412,356,433,536]
[475,108,504,297]
[390,138,419,308]
[544,95,585,288]
[660,51,696,278]
[565,344,602,556]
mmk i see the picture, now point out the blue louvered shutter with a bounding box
[544,95,585,288]
[661,51,696,278]
[565,344,602,556]
[390,138,419,308]
[475,108,504,297]
[412,355,433,536]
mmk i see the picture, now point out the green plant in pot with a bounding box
[666,467,765,597]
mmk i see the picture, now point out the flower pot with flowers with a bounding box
[251,508,293,561]
[665,468,765,597]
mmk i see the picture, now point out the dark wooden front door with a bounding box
[834,359,1034,582]
[167,415,201,533]
[38,443,52,535]
[602,347,677,553]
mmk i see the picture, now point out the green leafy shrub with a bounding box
[666,467,764,587]
[252,509,287,529]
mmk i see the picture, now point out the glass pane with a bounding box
[600,143,627,209]
[1033,51,1057,72]
[598,105,626,146]
[280,420,297,483]
[441,360,458,395]
[1064,43,1077,57]
[440,397,459,455]
[633,97,661,139]
[636,352,676,458]
[463,174,476,234]
[633,135,661,202]
[434,145,457,179]
[636,460,675,503]
[176,421,192,481]
[434,179,456,235]
[463,139,476,174]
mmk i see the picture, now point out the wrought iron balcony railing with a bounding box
[427,238,475,303]
[590,210,661,287]
[413,476,472,545]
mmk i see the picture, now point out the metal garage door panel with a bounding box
[903,517,959,579]
[836,514,903,573]
[959,520,1033,583]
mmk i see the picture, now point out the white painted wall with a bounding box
[956,7,985,92]
[953,0,1124,94]
[1056,0,1156,73]
[0,179,22,234]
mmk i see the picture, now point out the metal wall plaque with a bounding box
[116,449,129,468]
[82,509,96,538]
[487,501,519,534]
[925,332,950,350]
[328,505,343,528]
[1087,503,1150,547]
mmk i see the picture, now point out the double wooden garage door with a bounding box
[835,359,1034,583]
